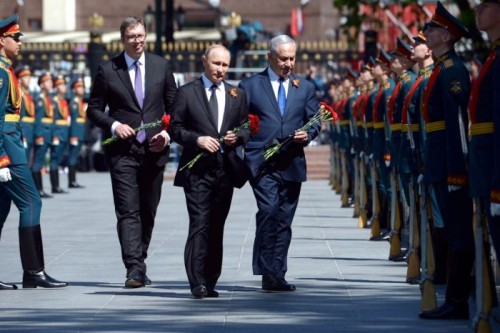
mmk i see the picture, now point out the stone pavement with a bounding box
[0,172,497,333]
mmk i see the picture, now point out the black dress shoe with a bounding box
[144,275,152,286]
[419,302,469,320]
[262,274,296,292]
[206,289,219,298]
[191,284,208,298]
[69,182,85,189]
[39,191,53,199]
[52,188,69,194]
[125,270,145,288]
[0,280,18,290]
[23,271,68,288]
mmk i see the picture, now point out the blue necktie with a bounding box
[278,78,286,116]
[134,61,146,143]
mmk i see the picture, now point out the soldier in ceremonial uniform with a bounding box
[338,70,358,207]
[471,0,500,262]
[370,50,395,240]
[388,38,417,261]
[16,65,35,164]
[67,77,86,188]
[419,1,473,320]
[0,14,67,290]
[32,72,54,198]
[49,75,70,194]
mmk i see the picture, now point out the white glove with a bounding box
[350,147,355,155]
[359,151,364,159]
[448,185,462,192]
[491,203,500,217]
[70,140,78,146]
[0,168,12,182]
[23,140,28,149]
[369,153,374,161]
[417,174,424,184]
[52,138,60,146]
[384,160,390,167]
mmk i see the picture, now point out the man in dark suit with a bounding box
[239,35,320,292]
[170,44,250,298]
[87,17,177,288]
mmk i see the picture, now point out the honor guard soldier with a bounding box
[419,1,473,320]
[370,49,395,240]
[388,38,417,261]
[16,65,35,164]
[50,75,70,194]
[67,77,86,188]
[32,72,54,198]
[338,69,358,207]
[472,0,500,268]
[0,14,67,290]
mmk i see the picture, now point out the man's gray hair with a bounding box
[269,35,296,54]
[120,17,145,38]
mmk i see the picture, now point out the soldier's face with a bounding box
[19,75,31,89]
[424,26,448,50]
[412,42,430,62]
[475,2,500,32]
[1,34,21,59]
[268,42,296,79]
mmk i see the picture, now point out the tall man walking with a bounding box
[87,16,177,288]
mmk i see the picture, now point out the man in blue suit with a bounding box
[239,35,320,292]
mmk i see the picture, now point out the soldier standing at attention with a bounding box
[419,1,473,320]
[471,0,500,262]
[50,75,70,194]
[67,77,86,189]
[0,14,67,290]
[16,65,35,164]
[32,72,54,198]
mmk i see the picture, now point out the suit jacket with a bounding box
[170,78,250,188]
[238,70,320,182]
[87,51,177,167]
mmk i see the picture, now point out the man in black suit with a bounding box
[170,44,250,298]
[239,35,320,292]
[87,17,177,288]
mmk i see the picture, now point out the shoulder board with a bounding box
[384,81,391,89]
[443,59,454,68]
[0,62,8,71]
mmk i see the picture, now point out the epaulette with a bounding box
[384,81,391,89]
[403,73,411,83]
[0,61,8,71]
[443,59,454,68]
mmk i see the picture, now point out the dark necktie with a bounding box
[278,78,286,116]
[209,84,218,128]
[134,61,146,143]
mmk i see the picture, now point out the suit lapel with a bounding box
[113,52,140,111]
[259,72,282,120]
[220,82,234,135]
[143,53,154,110]
[194,78,218,132]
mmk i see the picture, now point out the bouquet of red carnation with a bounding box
[179,114,260,171]
[101,115,171,146]
[263,102,337,160]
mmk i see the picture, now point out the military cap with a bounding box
[38,72,52,86]
[15,65,31,78]
[391,38,414,61]
[53,75,66,86]
[376,49,392,68]
[412,30,427,44]
[0,14,22,39]
[425,1,470,39]
[71,77,85,89]
[362,56,376,71]
[345,67,359,81]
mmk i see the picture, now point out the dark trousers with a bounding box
[109,144,164,274]
[0,162,42,229]
[183,157,233,290]
[250,171,301,278]
[432,182,474,305]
